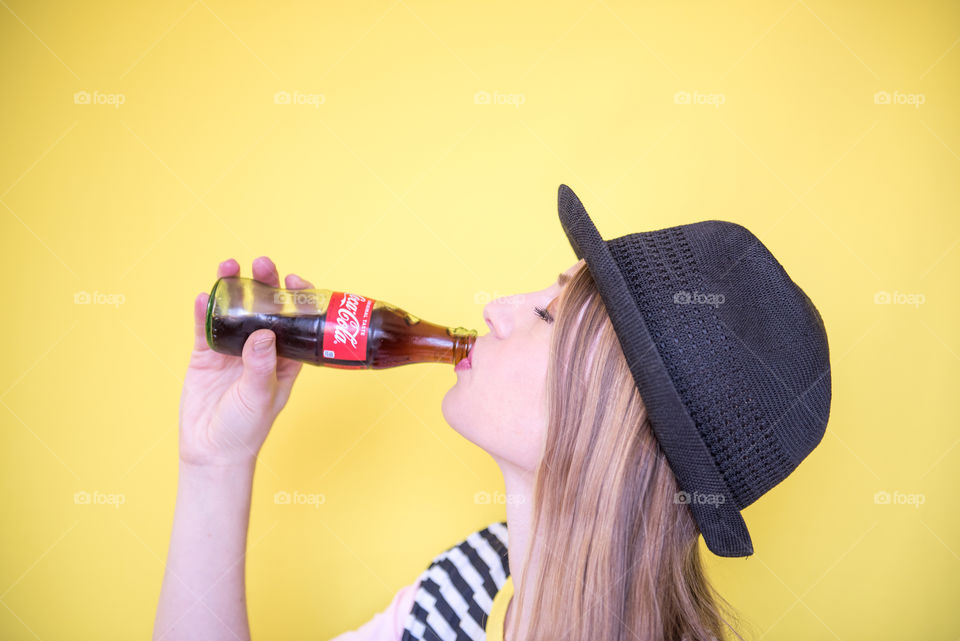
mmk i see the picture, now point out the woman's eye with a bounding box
[534,306,554,323]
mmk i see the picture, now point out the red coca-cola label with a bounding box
[322,292,374,362]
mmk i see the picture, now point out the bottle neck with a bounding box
[451,330,476,365]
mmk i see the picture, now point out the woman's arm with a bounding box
[153,256,311,641]
[153,460,256,641]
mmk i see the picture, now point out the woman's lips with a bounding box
[455,351,472,372]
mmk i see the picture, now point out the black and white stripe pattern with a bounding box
[401,521,510,641]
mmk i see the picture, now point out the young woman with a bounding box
[154,185,832,641]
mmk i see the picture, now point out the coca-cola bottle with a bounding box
[204,276,477,369]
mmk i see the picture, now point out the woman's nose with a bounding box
[483,297,514,339]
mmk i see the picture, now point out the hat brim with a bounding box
[556,184,754,557]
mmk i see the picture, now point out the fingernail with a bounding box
[254,335,274,352]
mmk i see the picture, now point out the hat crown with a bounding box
[605,220,831,510]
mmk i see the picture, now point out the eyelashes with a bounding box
[534,305,555,323]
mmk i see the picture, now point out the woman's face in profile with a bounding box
[442,260,584,472]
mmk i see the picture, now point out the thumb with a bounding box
[237,329,278,413]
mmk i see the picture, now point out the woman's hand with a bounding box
[178,256,314,468]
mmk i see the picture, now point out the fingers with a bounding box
[237,328,278,416]
[200,257,303,362]
[193,292,211,351]
[283,273,316,317]
[284,273,314,289]
[218,258,240,278]
[276,355,303,386]
[252,256,281,287]
[215,256,281,285]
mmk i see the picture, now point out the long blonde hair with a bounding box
[507,262,748,641]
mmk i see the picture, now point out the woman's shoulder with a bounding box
[423,520,509,576]
[400,520,511,641]
[327,522,509,641]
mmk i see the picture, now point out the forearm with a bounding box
[153,460,256,641]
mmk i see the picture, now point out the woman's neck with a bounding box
[497,460,539,640]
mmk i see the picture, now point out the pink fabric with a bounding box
[328,578,421,641]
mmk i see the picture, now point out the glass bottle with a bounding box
[204,276,476,369]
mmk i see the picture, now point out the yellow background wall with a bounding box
[1,1,958,639]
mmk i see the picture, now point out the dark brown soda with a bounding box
[207,303,474,369]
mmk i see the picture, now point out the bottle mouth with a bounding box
[449,327,477,366]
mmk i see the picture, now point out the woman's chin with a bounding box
[441,387,476,439]
[440,386,459,429]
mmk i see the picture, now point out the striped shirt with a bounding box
[329,521,511,641]
[402,521,511,641]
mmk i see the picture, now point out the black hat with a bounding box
[556,184,831,557]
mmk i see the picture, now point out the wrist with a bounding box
[178,457,257,483]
